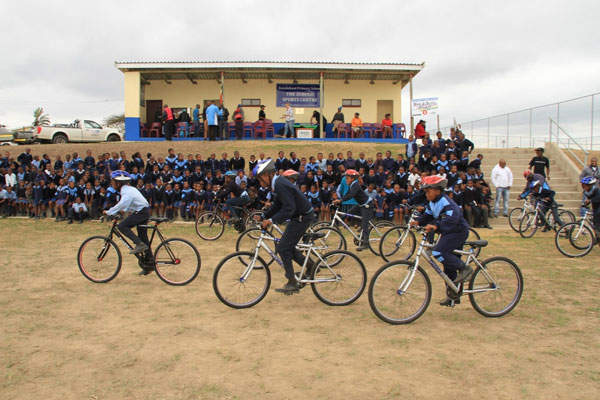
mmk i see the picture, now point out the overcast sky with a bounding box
[1,0,599,135]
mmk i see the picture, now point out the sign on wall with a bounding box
[276,84,321,108]
[412,97,439,116]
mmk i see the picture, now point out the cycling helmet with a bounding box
[110,171,132,181]
[224,171,236,177]
[342,169,360,177]
[523,170,531,178]
[581,176,597,185]
[282,169,299,181]
[421,175,447,189]
[254,159,275,177]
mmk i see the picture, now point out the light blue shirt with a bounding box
[106,185,149,216]
[205,104,223,126]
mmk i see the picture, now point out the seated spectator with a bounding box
[381,114,393,137]
[68,197,87,224]
[351,113,363,137]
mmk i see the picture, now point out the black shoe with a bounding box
[356,243,368,252]
[275,280,300,294]
[439,297,461,307]
[484,225,493,229]
[130,243,149,254]
[138,268,154,276]
[454,265,473,284]
[67,219,73,224]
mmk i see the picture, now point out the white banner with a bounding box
[412,97,439,117]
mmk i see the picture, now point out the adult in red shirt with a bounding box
[381,113,393,138]
[414,119,427,139]
[162,104,175,141]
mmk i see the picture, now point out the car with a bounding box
[0,126,17,146]
[34,119,123,143]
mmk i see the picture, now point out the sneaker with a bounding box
[454,265,473,284]
[138,268,154,276]
[439,297,461,307]
[356,243,368,252]
[130,243,149,254]
[274,281,300,294]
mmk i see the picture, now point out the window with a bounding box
[342,99,361,107]
[84,120,102,129]
[241,99,261,107]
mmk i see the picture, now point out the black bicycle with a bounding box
[195,201,259,240]
[77,215,201,285]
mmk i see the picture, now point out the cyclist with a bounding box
[216,171,249,222]
[581,176,600,241]
[281,168,299,183]
[409,175,473,306]
[523,177,564,231]
[103,171,153,274]
[332,169,373,251]
[520,170,544,198]
[254,160,315,294]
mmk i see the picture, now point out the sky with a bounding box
[1,0,599,139]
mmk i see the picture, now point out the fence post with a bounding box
[506,114,509,148]
[557,103,560,125]
[548,118,552,143]
[591,95,595,151]
[529,108,532,148]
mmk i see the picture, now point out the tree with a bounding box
[103,113,125,128]
[33,107,51,126]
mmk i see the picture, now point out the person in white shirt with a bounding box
[4,169,17,187]
[68,197,88,224]
[491,159,513,217]
[281,103,295,138]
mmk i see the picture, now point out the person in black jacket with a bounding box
[216,171,248,222]
[255,161,316,294]
[333,169,373,251]
[230,151,245,173]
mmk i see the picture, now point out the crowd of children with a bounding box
[0,132,495,229]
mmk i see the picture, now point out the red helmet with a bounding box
[421,175,447,189]
[282,169,299,181]
[342,169,360,177]
[523,170,532,178]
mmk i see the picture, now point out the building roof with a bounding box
[115,61,424,85]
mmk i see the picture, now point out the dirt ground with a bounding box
[1,215,599,399]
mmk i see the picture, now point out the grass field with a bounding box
[1,215,599,399]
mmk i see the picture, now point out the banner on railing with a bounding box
[276,84,321,108]
[412,97,439,116]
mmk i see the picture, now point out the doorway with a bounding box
[146,100,163,125]
[377,100,393,123]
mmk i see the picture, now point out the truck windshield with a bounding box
[84,120,102,129]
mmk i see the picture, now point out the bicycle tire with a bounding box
[236,227,277,266]
[519,211,538,238]
[367,220,396,256]
[465,227,482,258]
[368,261,432,325]
[557,210,576,226]
[195,211,225,241]
[244,211,263,230]
[77,236,122,283]
[555,222,595,258]
[311,221,331,231]
[508,207,524,232]
[379,226,417,262]
[310,250,367,306]
[213,251,271,309]
[468,256,523,317]
[154,238,201,286]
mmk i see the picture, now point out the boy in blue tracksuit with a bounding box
[581,176,600,239]
[411,175,472,306]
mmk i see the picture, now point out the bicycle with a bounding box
[368,226,523,324]
[555,207,598,257]
[311,208,395,256]
[378,207,482,261]
[519,200,575,238]
[195,200,259,240]
[213,230,367,309]
[77,215,201,285]
[508,196,536,232]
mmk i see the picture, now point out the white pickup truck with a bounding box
[34,119,123,144]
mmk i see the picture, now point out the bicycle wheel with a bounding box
[557,210,576,226]
[555,222,595,257]
[519,211,538,238]
[311,221,331,231]
[368,261,432,325]
[465,227,482,258]
[367,220,396,256]
[244,211,263,230]
[508,207,524,232]
[310,250,367,306]
[468,256,523,317]
[195,211,224,241]
[379,226,417,262]
[77,236,122,283]
[154,238,201,286]
[236,227,278,266]
[213,251,271,309]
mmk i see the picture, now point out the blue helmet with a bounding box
[581,176,597,185]
[110,170,133,181]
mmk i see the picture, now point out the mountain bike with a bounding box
[508,197,536,232]
[378,207,482,261]
[213,230,367,309]
[195,200,259,240]
[369,226,523,324]
[77,215,201,285]
[555,208,598,257]
[519,200,575,238]
[311,208,395,256]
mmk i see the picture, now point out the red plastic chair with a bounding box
[149,122,162,138]
[253,120,266,139]
[264,119,274,137]
[140,122,148,137]
[372,123,382,138]
[394,123,406,138]
[336,123,349,138]
[243,122,253,138]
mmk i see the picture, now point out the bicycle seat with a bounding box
[465,240,488,248]
[302,232,326,241]
[149,217,169,224]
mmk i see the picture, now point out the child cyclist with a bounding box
[410,175,473,307]
[581,176,600,242]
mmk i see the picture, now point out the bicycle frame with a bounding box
[398,230,499,296]
[242,231,339,285]
[327,209,380,241]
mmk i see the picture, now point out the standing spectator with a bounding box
[17,148,33,167]
[205,101,222,141]
[218,104,229,140]
[282,103,295,138]
[528,147,550,179]
[178,108,191,123]
[351,113,363,138]
[579,157,599,216]
[456,131,475,154]
[310,110,327,138]
[258,105,266,120]
[192,104,202,137]
[162,104,175,141]
[233,104,244,140]
[491,159,513,217]
[406,134,418,160]
[414,120,427,139]
[331,107,345,135]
